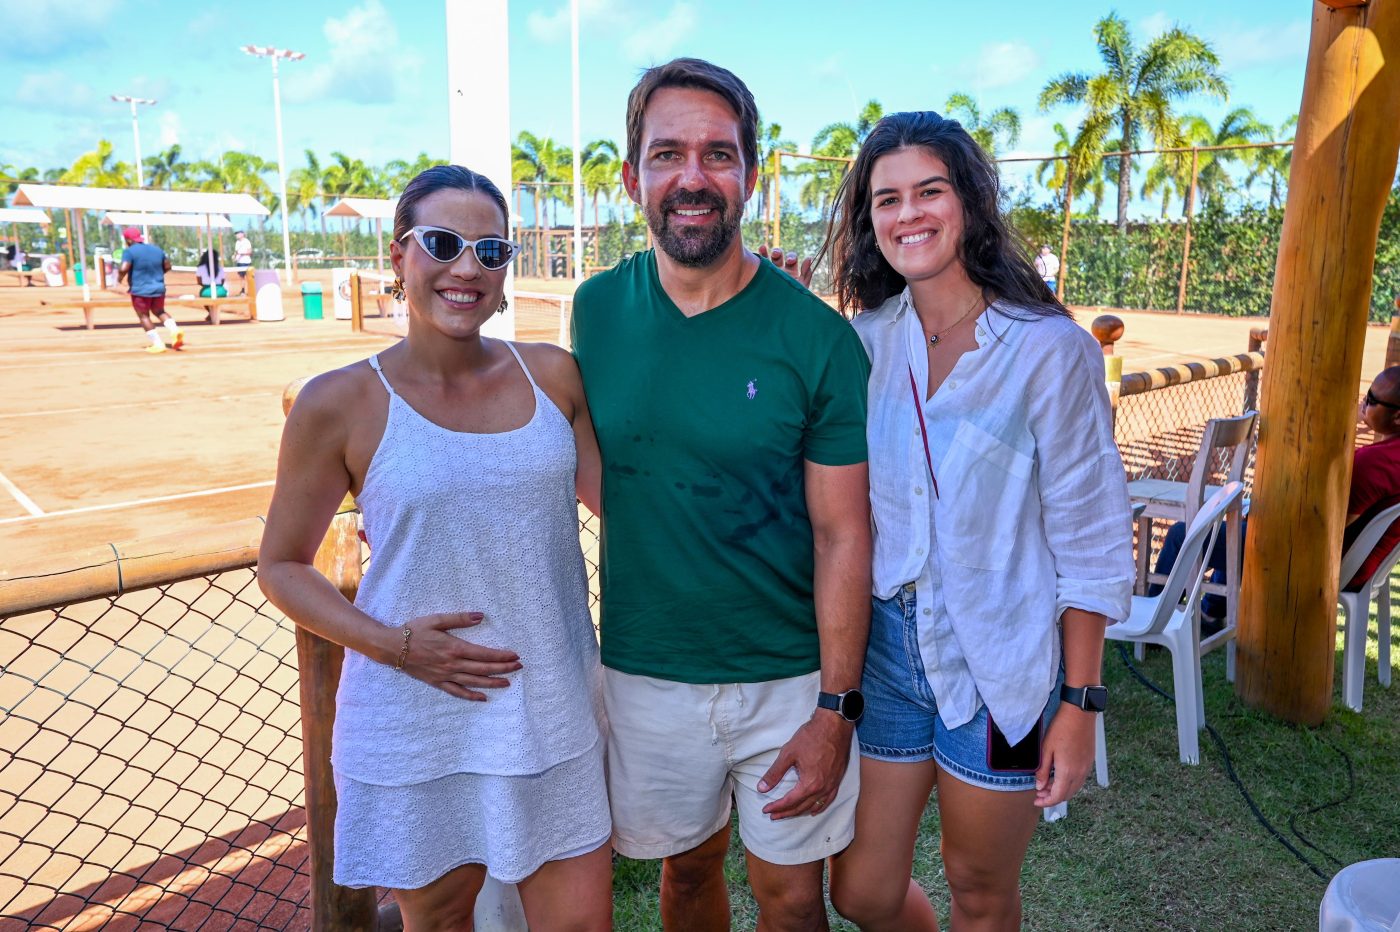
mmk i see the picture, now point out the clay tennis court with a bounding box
[0,275,1389,565]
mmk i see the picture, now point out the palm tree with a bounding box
[287,150,326,233]
[581,139,622,269]
[756,120,797,231]
[61,140,134,187]
[798,99,883,214]
[1246,114,1298,209]
[1038,12,1229,231]
[513,131,573,274]
[944,93,1021,158]
[1,164,40,200]
[1142,108,1270,216]
[383,152,448,194]
[1035,121,1111,219]
[322,152,380,253]
[143,145,186,190]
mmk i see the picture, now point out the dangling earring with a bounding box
[497,298,509,315]
[390,277,405,301]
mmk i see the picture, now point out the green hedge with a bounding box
[1018,183,1400,321]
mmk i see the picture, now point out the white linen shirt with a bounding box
[851,289,1134,743]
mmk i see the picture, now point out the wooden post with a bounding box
[1057,162,1074,303]
[246,267,258,322]
[1387,295,1400,369]
[1175,147,1200,314]
[1236,0,1400,724]
[282,381,378,931]
[1091,314,1125,419]
[1244,326,1268,412]
[350,271,363,333]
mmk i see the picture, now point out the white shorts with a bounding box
[603,668,858,866]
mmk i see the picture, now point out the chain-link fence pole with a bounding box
[280,380,378,931]
[1175,147,1200,314]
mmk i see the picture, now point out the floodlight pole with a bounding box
[241,45,303,283]
[111,94,156,240]
[571,0,584,282]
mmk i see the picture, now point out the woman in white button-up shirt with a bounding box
[822,112,1134,930]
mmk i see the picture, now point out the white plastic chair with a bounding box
[1041,503,1146,823]
[1337,501,1400,712]
[1319,858,1400,932]
[1105,482,1245,765]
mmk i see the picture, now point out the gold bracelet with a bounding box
[394,625,412,671]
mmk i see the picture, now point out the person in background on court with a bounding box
[117,226,183,354]
[233,230,253,294]
[571,57,872,930]
[1153,366,1400,627]
[196,248,227,298]
[1033,244,1059,296]
[258,165,611,931]
[816,110,1133,931]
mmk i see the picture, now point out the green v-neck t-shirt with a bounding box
[571,250,870,684]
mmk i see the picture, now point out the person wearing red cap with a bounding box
[117,226,183,353]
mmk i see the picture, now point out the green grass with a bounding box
[610,598,1400,931]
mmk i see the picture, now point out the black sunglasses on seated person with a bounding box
[1365,388,1400,410]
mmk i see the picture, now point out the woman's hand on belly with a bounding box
[400,611,523,701]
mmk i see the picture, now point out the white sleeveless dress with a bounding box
[331,344,610,889]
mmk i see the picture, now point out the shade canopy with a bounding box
[102,212,234,229]
[0,208,51,225]
[325,197,398,220]
[12,184,269,216]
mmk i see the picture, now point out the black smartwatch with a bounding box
[817,689,865,723]
[1060,684,1108,713]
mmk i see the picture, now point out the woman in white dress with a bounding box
[259,165,611,931]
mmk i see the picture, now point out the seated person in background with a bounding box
[196,249,227,298]
[1153,366,1400,629]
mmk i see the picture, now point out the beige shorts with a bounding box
[603,668,859,866]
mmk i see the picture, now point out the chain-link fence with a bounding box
[1,514,601,931]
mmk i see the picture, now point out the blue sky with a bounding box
[4,0,1310,203]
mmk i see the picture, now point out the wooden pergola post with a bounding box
[1236,0,1400,724]
[282,381,379,931]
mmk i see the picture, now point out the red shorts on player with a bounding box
[131,294,166,315]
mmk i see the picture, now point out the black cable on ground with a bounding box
[1114,643,1350,882]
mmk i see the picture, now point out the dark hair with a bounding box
[393,164,510,242]
[624,58,759,173]
[820,110,1069,318]
[199,248,221,275]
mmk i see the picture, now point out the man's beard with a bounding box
[644,189,742,268]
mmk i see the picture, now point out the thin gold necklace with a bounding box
[923,293,984,347]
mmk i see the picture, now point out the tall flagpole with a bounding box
[571,0,584,282]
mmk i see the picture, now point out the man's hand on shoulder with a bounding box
[756,711,852,820]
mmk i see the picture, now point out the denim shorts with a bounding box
[857,585,1062,792]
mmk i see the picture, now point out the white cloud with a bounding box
[16,71,95,114]
[527,0,616,43]
[968,40,1042,91]
[4,0,118,58]
[621,2,697,65]
[1214,20,1310,69]
[523,0,697,67]
[284,0,422,106]
[1136,12,1174,40]
[157,112,183,148]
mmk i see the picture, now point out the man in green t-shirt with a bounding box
[571,58,872,929]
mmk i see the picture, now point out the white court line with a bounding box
[0,393,261,420]
[0,469,45,516]
[9,334,382,364]
[0,480,275,526]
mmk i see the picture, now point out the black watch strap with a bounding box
[817,689,865,723]
[1060,684,1108,713]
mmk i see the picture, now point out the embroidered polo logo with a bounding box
[746,379,758,399]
